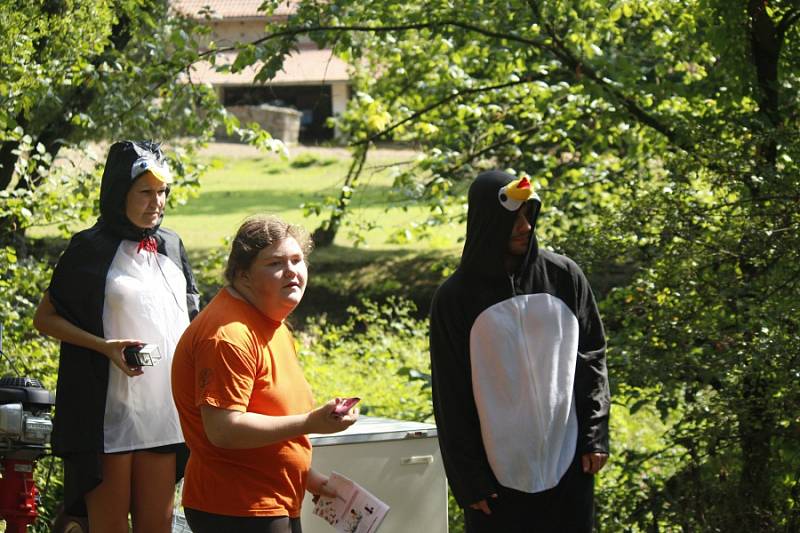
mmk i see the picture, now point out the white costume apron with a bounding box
[470,293,579,493]
[102,240,188,452]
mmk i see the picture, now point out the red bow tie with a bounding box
[137,236,157,254]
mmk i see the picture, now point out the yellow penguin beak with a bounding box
[506,176,533,201]
[498,176,534,211]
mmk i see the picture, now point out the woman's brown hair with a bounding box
[224,215,313,284]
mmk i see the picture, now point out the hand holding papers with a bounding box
[313,472,389,533]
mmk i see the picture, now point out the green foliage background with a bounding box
[2,0,800,531]
[264,1,800,530]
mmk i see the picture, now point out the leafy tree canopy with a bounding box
[1,0,798,529]
[0,0,279,246]
[240,0,800,529]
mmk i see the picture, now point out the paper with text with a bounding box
[313,472,389,533]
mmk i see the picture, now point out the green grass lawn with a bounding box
[168,147,465,253]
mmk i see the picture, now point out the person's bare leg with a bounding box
[130,451,176,533]
[85,453,132,533]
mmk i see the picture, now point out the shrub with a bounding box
[298,297,432,422]
[0,246,63,530]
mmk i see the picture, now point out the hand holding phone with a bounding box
[332,397,360,417]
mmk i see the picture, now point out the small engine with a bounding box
[0,333,55,533]
[0,376,54,459]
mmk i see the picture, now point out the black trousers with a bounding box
[464,454,595,533]
[184,508,302,533]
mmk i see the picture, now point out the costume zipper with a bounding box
[509,274,517,296]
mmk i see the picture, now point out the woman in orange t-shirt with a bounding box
[172,215,358,533]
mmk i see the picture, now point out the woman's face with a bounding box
[240,236,308,316]
[125,171,167,229]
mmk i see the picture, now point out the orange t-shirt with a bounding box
[171,288,314,517]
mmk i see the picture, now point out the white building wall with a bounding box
[331,82,349,139]
[206,21,316,48]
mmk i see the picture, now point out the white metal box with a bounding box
[301,416,448,533]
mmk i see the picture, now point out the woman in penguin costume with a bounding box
[34,140,199,532]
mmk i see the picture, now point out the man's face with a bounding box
[508,202,533,256]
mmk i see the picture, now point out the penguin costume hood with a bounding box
[429,170,610,508]
[98,140,173,242]
[460,170,541,280]
[46,140,198,515]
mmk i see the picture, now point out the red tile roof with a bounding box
[188,46,349,85]
[172,0,298,19]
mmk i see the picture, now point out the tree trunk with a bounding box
[312,144,369,247]
[739,369,775,530]
[733,5,792,530]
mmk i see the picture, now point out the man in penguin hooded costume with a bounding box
[429,170,610,532]
[34,140,199,531]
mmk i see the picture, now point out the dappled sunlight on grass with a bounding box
[168,147,464,251]
[27,145,465,252]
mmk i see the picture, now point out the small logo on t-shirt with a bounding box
[199,368,213,391]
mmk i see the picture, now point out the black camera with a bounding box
[123,344,161,367]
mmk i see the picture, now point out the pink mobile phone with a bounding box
[333,397,360,416]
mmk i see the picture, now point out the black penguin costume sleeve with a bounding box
[430,274,499,507]
[48,227,118,456]
[573,262,610,454]
[158,226,201,319]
